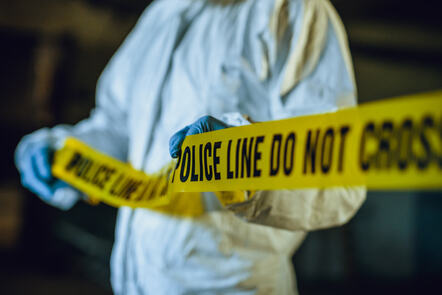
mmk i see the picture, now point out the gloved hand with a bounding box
[169,115,230,158]
[18,141,79,210]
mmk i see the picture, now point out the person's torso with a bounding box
[106,1,312,293]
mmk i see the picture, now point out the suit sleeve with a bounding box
[225,0,366,231]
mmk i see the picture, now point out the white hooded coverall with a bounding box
[16,0,366,293]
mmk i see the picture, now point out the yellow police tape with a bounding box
[52,91,442,212]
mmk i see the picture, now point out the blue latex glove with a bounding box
[19,141,76,207]
[169,115,230,158]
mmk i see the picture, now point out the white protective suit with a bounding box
[16,0,366,293]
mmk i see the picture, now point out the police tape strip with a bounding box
[52,91,442,209]
[52,138,174,208]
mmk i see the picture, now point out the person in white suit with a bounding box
[15,0,366,293]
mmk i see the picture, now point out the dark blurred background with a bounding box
[0,0,441,294]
